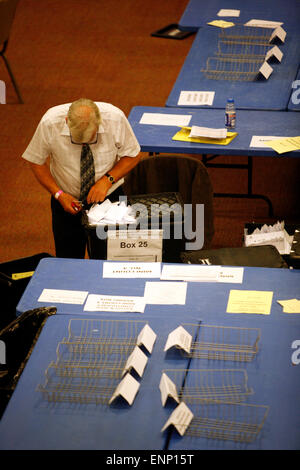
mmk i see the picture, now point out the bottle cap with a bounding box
[227,98,234,102]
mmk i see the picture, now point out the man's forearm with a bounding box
[28,161,60,196]
[106,154,142,183]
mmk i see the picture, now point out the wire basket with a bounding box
[202,56,264,81]
[162,369,254,404]
[179,323,261,362]
[181,402,270,443]
[219,25,272,43]
[37,318,150,404]
[37,367,120,404]
[216,40,271,59]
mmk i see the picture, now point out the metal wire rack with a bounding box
[181,402,270,443]
[37,318,149,404]
[66,318,147,347]
[162,369,254,404]
[201,56,264,81]
[219,25,273,43]
[202,25,273,81]
[178,323,261,362]
[37,369,120,404]
[216,40,271,59]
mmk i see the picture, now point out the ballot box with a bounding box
[82,192,185,262]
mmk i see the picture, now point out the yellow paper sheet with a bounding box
[264,136,300,154]
[226,289,273,315]
[207,20,235,28]
[277,299,300,313]
[172,127,237,145]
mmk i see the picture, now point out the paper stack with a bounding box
[244,221,293,255]
[87,199,136,226]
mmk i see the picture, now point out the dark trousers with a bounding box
[51,186,124,259]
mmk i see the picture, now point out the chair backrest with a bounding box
[0,0,19,46]
[0,80,5,103]
[123,154,215,249]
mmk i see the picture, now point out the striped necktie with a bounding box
[79,143,95,202]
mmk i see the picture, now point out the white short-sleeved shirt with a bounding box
[22,102,141,198]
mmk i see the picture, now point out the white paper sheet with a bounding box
[84,294,145,313]
[139,112,192,127]
[161,264,220,282]
[178,91,215,106]
[217,9,240,17]
[144,281,187,305]
[244,19,283,28]
[250,135,285,148]
[103,262,161,278]
[38,288,88,304]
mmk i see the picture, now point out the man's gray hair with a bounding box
[67,98,101,143]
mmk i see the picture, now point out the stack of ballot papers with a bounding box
[244,221,293,255]
[172,126,237,145]
[87,199,136,226]
[189,126,227,139]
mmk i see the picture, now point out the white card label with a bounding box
[178,91,215,106]
[137,324,157,354]
[107,230,163,262]
[164,326,192,354]
[122,346,148,377]
[159,373,180,406]
[38,288,88,304]
[84,294,145,313]
[259,61,273,79]
[109,373,140,406]
[161,402,194,436]
[265,45,283,62]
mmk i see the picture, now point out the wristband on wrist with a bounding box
[54,190,63,200]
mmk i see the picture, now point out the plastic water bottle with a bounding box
[225,98,236,130]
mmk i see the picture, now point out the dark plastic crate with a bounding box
[82,192,185,262]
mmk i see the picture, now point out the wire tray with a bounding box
[37,318,149,404]
[181,402,270,443]
[219,25,273,43]
[179,323,261,362]
[217,40,271,59]
[201,56,264,81]
[66,318,147,345]
[37,371,120,404]
[162,369,254,404]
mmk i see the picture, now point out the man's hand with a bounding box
[58,192,82,214]
[86,176,112,205]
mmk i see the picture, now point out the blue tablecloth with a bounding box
[128,106,300,157]
[166,26,300,110]
[1,258,299,450]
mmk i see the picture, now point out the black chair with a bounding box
[0,0,23,103]
[123,154,215,255]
